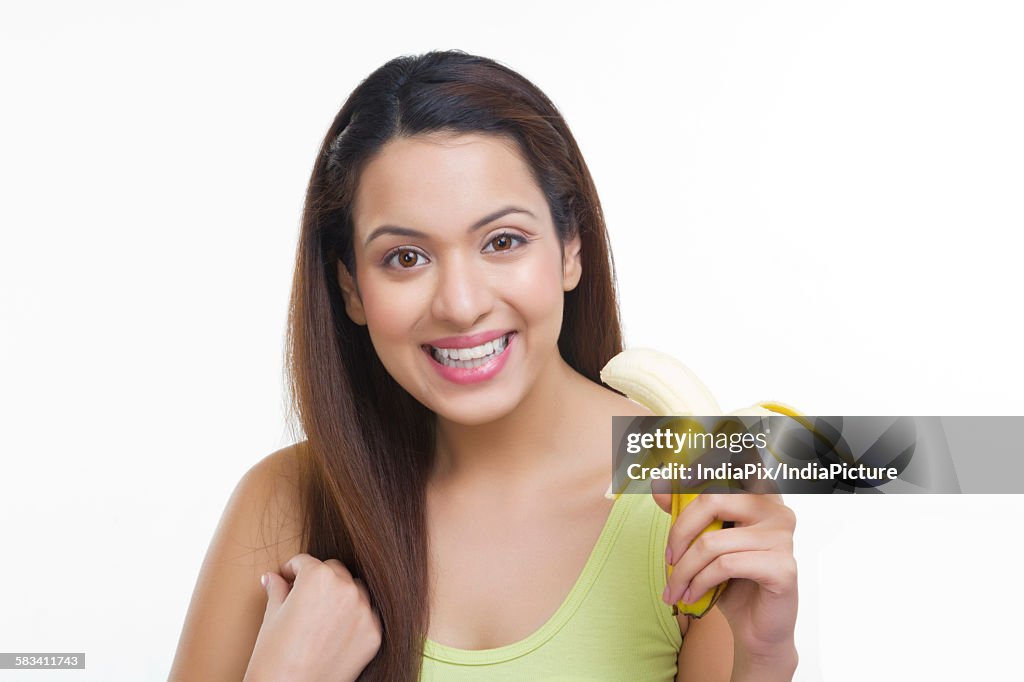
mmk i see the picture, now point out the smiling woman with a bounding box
[338,132,582,424]
[170,49,753,682]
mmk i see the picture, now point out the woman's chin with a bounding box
[430,396,518,427]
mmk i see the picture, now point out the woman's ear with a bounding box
[562,232,583,292]
[337,261,368,326]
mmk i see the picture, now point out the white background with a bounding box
[2,1,1022,680]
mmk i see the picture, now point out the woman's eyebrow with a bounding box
[363,206,535,247]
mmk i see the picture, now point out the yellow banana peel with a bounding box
[599,348,802,618]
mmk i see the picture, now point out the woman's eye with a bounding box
[484,232,527,253]
[383,233,526,269]
[385,248,428,269]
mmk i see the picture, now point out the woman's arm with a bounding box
[675,607,798,682]
[168,445,303,681]
[675,608,733,681]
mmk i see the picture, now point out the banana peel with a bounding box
[599,347,803,618]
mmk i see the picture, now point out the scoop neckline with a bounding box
[422,481,642,665]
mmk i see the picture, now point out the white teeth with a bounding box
[430,333,512,368]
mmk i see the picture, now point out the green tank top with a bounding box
[419,478,683,681]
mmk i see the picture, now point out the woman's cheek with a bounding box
[510,259,565,323]
[362,280,423,349]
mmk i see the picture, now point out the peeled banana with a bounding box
[599,347,800,618]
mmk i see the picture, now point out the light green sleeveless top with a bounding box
[419,479,683,681]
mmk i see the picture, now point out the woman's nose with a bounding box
[430,254,494,329]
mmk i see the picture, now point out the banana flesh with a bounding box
[599,347,801,618]
[600,347,722,417]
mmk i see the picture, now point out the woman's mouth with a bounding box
[421,332,516,384]
[426,332,514,368]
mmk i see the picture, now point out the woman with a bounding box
[170,49,798,681]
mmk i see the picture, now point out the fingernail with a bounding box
[682,587,693,604]
[665,545,673,564]
[260,573,269,590]
[662,585,672,604]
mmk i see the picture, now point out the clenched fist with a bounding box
[243,553,383,682]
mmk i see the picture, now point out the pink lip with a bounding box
[426,329,513,349]
[422,332,516,385]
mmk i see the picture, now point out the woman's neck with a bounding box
[430,353,593,489]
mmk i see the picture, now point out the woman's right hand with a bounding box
[243,553,383,682]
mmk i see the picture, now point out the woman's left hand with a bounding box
[657,492,798,664]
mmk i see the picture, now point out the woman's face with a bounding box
[338,132,582,426]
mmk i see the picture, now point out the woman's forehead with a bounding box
[352,132,546,240]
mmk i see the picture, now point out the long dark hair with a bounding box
[284,49,623,680]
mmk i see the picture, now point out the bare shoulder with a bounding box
[168,443,305,681]
[243,442,305,564]
[207,441,305,575]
